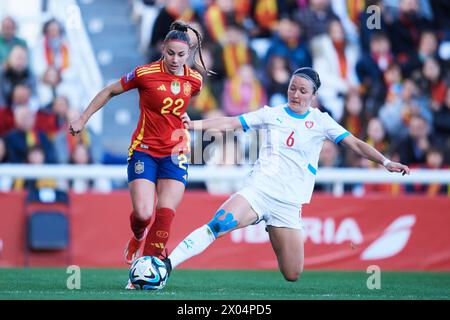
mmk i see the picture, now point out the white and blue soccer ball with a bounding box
[129,256,168,290]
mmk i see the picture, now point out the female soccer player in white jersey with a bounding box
[162,67,410,282]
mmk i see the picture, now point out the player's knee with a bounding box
[133,205,153,220]
[282,266,303,282]
[283,270,300,282]
[206,209,238,238]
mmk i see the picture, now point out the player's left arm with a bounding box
[340,134,410,175]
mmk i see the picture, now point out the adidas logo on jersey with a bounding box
[157,84,167,91]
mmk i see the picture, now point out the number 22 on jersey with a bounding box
[161,97,184,116]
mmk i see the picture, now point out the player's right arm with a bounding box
[181,106,268,132]
[181,113,243,131]
[70,80,124,136]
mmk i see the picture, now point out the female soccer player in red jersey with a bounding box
[69,21,211,273]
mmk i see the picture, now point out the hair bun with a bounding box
[170,21,188,32]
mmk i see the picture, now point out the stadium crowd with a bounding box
[0,0,449,195]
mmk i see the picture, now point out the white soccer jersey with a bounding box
[239,104,349,206]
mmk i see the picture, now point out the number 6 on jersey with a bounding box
[286,131,295,147]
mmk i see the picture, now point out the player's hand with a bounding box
[69,118,85,136]
[181,112,191,129]
[384,161,410,176]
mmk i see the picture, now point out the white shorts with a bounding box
[236,186,304,230]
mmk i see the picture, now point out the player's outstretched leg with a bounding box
[163,195,258,278]
[268,226,304,282]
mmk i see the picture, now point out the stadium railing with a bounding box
[0,164,449,196]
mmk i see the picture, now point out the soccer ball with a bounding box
[129,256,168,290]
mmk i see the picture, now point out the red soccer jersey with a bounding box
[120,60,203,158]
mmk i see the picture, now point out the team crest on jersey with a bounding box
[183,82,191,96]
[135,160,144,174]
[305,121,314,129]
[171,79,181,95]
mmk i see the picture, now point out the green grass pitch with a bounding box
[0,268,449,300]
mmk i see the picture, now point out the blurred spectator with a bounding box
[364,117,402,194]
[148,0,198,61]
[203,0,240,43]
[413,57,448,112]
[0,45,36,107]
[53,108,103,164]
[340,90,365,139]
[433,86,450,149]
[69,143,94,193]
[378,78,431,143]
[319,139,341,168]
[315,140,342,193]
[264,54,290,106]
[295,0,339,42]
[395,114,437,166]
[311,19,360,121]
[247,0,298,38]
[36,65,68,107]
[211,24,260,79]
[34,95,70,139]
[366,117,390,165]
[401,30,440,77]
[422,147,448,194]
[383,62,403,104]
[31,18,77,94]
[330,0,362,45]
[265,17,312,71]
[0,16,27,66]
[387,0,434,64]
[356,32,393,116]
[407,147,448,194]
[0,84,38,136]
[10,83,37,111]
[3,105,56,164]
[357,31,393,82]
[343,149,368,196]
[222,64,267,116]
[19,145,58,193]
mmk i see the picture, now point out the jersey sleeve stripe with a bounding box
[137,67,160,72]
[334,131,350,144]
[307,164,317,175]
[239,115,249,132]
[137,67,160,74]
[190,73,203,81]
[137,70,161,77]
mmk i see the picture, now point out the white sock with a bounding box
[169,225,216,269]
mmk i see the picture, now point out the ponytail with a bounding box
[165,20,216,76]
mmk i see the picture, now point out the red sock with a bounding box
[130,211,151,240]
[143,208,175,256]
